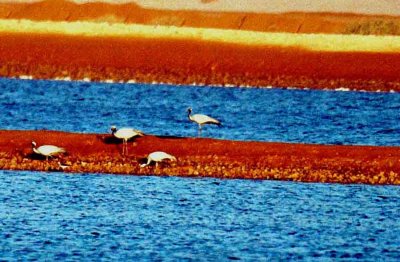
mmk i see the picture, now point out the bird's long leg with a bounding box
[198,124,202,137]
[123,140,127,156]
[126,140,129,156]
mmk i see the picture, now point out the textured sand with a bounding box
[0,31,399,91]
[0,0,399,90]
[1,130,400,185]
[2,19,400,52]
[1,0,400,34]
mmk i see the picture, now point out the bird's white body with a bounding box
[187,107,221,136]
[189,114,220,126]
[141,151,176,167]
[112,128,143,141]
[32,141,66,160]
[111,126,144,155]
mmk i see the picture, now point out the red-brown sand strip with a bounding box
[1,0,400,35]
[1,130,400,185]
[1,32,400,91]
[0,0,399,91]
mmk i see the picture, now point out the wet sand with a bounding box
[1,130,400,185]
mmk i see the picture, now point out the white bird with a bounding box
[31,141,66,160]
[58,161,71,170]
[140,151,177,167]
[187,107,221,136]
[111,126,144,155]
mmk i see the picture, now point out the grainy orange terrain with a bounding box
[0,0,399,90]
[0,33,400,91]
[1,0,400,34]
[1,130,400,185]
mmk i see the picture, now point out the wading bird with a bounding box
[31,141,66,160]
[187,107,221,136]
[111,126,144,155]
[140,151,176,167]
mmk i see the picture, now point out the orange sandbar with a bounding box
[1,130,399,185]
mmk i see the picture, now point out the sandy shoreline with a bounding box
[1,31,399,91]
[1,130,400,185]
[0,1,399,90]
[2,0,400,34]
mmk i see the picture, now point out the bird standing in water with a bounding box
[187,107,221,137]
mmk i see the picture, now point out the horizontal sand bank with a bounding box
[1,130,400,185]
[1,0,400,35]
[0,1,399,90]
[0,26,399,91]
[2,19,400,53]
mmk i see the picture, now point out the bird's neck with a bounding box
[32,148,39,154]
[188,112,193,121]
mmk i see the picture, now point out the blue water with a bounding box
[2,77,400,260]
[1,170,400,261]
[2,77,400,145]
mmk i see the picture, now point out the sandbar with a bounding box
[1,130,399,185]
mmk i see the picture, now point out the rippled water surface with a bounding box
[1,78,400,260]
[2,77,400,145]
[1,170,400,261]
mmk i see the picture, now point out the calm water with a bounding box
[1,78,400,260]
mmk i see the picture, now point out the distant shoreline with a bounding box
[2,19,400,53]
[0,0,399,91]
[1,130,399,185]
[0,25,399,91]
